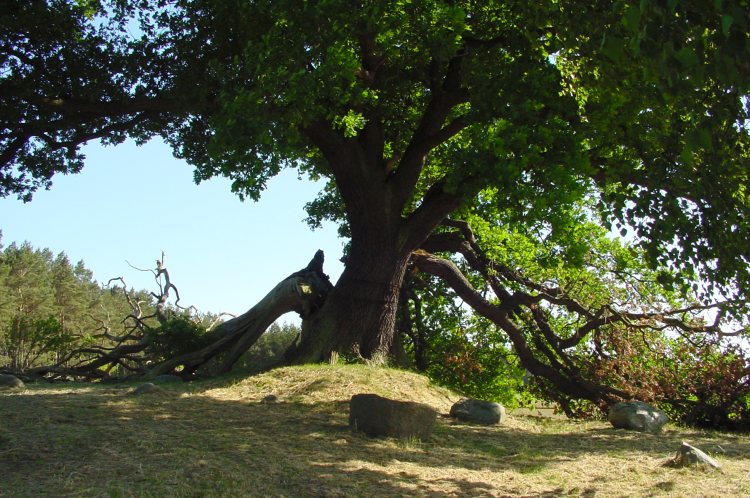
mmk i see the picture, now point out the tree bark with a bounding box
[286,239,411,363]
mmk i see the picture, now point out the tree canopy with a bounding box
[3,0,749,296]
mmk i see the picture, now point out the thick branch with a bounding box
[410,249,627,403]
[399,181,467,252]
[28,96,180,117]
[391,94,469,209]
[425,222,594,317]
[302,119,382,205]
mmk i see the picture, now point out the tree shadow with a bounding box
[1,385,748,497]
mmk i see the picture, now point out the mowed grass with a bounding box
[1,364,749,497]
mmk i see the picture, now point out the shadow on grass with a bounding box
[1,384,749,497]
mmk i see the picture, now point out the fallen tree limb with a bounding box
[29,251,332,381]
[147,251,332,377]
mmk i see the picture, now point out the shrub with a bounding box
[423,328,533,409]
[532,325,750,430]
[146,316,212,361]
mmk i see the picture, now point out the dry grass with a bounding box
[1,364,749,497]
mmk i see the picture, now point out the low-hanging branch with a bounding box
[412,219,744,413]
[409,248,626,406]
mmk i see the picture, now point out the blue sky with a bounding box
[0,139,345,319]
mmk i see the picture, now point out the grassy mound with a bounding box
[1,365,749,497]
[202,364,458,411]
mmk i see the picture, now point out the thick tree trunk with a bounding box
[296,110,465,363]
[287,239,411,363]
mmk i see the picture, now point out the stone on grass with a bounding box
[0,374,25,390]
[449,398,506,425]
[608,400,668,434]
[349,393,436,440]
[131,382,161,395]
[669,442,721,470]
[153,374,183,384]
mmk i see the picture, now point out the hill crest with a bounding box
[200,364,459,412]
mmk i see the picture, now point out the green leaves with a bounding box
[146,316,211,360]
[73,0,102,19]
[2,0,749,313]
[334,110,366,138]
[721,14,734,36]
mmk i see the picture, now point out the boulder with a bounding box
[669,442,721,470]
[349,393,436,440]
[449,398,506,425]
[608,400,668,434]
[0,374,25,390]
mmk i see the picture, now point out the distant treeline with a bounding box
[0,237,156,372]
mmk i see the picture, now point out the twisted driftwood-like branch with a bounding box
[146,251,332,377]
[29,252,332,381]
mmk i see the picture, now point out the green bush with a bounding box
[146,316,212,361]
[531,326,750,430]
[403,311,533,409]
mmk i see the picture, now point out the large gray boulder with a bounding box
[608,400,668,434]
[0,374,25,390]
[349,393,436,440]
[450,398,506,425]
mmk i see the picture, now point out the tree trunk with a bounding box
[287,238,411,363]
[297,114,464,364]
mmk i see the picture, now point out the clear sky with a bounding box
[0,139,345,320]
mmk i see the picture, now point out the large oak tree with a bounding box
[2,0,749,369]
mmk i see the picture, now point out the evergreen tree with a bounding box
[0,240,153,371]
[0,242,57,369]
